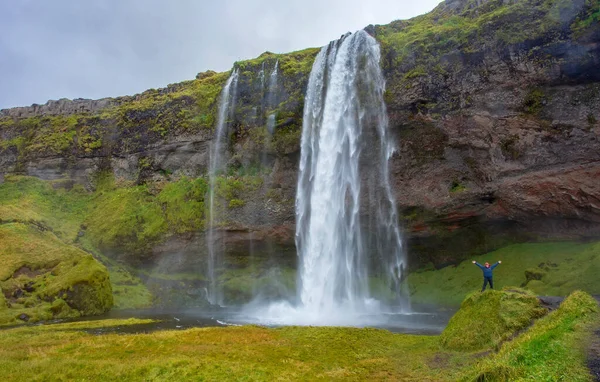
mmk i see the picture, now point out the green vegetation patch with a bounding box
[0,223,113,325]
[0,323,471,381]
[0,174,267,311]
[0,175,91,242]
[440,288,547,351]
[0,292,596,380]
[466,290,599,381]
[408,241,600,306]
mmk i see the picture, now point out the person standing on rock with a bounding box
[472,260,501,292]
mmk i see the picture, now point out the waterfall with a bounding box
[249,30,406,325]
[296,29,406,313]
[206,69,239,306]
[266,60,279,135]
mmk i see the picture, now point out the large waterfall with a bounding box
[206,69,239,306]
[250,30,407,325]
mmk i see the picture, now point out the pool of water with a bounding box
[27,305,454,336]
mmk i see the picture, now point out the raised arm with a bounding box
[491,261,501,269]
[472,261,484,269]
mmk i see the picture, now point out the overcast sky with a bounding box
[0,0,441,109]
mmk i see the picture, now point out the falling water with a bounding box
[206,69,239,306]
[266,60,279,135]
[247,30,407,325]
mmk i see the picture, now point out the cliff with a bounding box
[0,0,599,274]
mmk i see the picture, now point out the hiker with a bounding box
[472,260,501,292]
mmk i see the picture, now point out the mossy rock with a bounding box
[524,268,546,282]
[467,291,599,381]
[440,288,547,351]
[0,223,113,325]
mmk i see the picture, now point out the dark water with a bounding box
[14,305,455,336]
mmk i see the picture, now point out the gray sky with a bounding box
[0,0,441,109]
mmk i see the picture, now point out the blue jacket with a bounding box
[475,262,499,278]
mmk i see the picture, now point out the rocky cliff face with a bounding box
[0,0,599,269]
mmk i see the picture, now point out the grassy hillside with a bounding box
[0,222,113,325]
[408,241,600,306]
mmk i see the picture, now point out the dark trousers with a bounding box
[482,277,494,292]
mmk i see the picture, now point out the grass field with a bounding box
[0,290,596,381]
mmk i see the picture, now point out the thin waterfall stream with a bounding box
[206,69,239,306]
[243,30,408,325]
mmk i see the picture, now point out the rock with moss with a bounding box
[523,267,546,284]
[467,290,599,381]
[440,288,547,351]
[0,223,113,325]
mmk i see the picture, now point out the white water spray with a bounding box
[206,69,239,306]
[248,30,407,325]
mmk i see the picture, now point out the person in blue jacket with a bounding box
[472,260,502,292]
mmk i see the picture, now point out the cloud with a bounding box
[0,0,441,109]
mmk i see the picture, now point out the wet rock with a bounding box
[23,282,35,293]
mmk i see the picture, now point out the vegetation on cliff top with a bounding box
[0,46,319,167]
[0,290,595,381]
[376,0,599,114]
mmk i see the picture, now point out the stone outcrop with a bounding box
[1,98,115,118]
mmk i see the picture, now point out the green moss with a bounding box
[408,241,600,306]
[522,88,548,115]
[524,267,546,284]
[228,199,245,208]
[78,237,153,310]
[0,223,113,325]
[278,48,320,78]
[0,321,469,381]
[156,177,208,233]
[376,0,593,109]
[404,66,427,80]
[440,288,547,351]
[466,291,599,381]
[449,180,466,193]
[272,124,302,154]
[213,174,262,209]
[85,184,168,255]
[0,293,596,380]
[0,175,91,242]
[571,0,600,36]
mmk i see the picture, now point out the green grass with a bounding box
[0,291,595,381]
[78,236,153,310]
[0,321,469,381]
[0,175,91,242]
[0,223,113,325]
[440,288,547,351]
[408,241,600,306]
[465,290,599,381]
